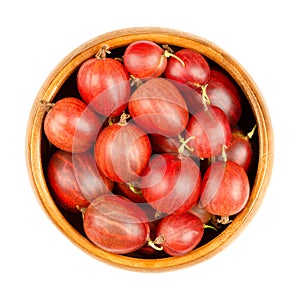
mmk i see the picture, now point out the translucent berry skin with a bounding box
[165,48,210,87]
[128,78,189,137]
[215,129,253,172]
[185,105,232,158]
[94,122,151,183]
[77,57,130,117]
[141,153,201,215]
[206,73,242,127]
[156,212,204,256]
[47,150,113,212]
[44,97,101,153]
[200,161,250,216]
[124,40,167,78]
[83,194,150,254]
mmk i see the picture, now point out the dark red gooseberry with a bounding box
[185,105,232,158]
[123,40,167,78]
[154,212,204,256]
[43,97,101,153]
[165,48,210,88]
[83,194,150,254]
[77,45,131,117]
[47,150,113,212]
[128,78,189,137]
[210,69,241,101]
[141,153,201,215]
[94,114,152,183]
[200,160,250,218]
[183,74,242,127]
[206,72,242,127]
[215,127,254,172]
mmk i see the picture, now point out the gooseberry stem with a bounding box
[178,134,195,155]
[162,44,185,66]
[201,84,211,111]
[114,56,124,62]
[147,240,163,251]
[108,117,113,126]
[203,224,218,232]
[40,100,55,112]
[76,205,86,219]
[154,210,162,219]
[163,50,185,66]
[221,145,228,162]
[247,124,257,139]
[217,216,232,225]
[118,112,130,126]
[190,83,211,111]
[162,44,174,53]
[130,75,143,87]
[147,235,164,251]
[127,182,142,195]
[95,44,111,60]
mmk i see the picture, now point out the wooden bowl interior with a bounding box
[26,28,273,272]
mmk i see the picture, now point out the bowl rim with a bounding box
[26,27,274,272]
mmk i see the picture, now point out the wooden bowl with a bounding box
[26,27,273,272]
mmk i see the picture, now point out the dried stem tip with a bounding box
[118,112,130,126]
[147,235,165,251]
[39,100,55,112]
[95,44,111,60]
[217,216,232,225]
[178,134,195,155]
[162,44,185,66]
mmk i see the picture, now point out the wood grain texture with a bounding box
[26,27,274,272]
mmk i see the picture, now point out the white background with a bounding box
[1,0,299,299]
